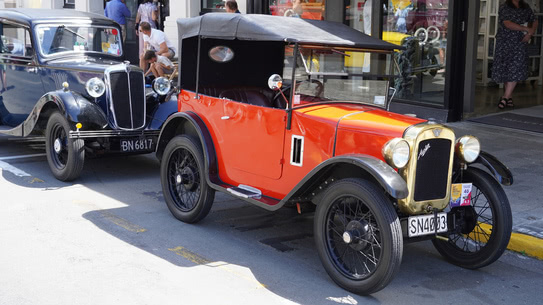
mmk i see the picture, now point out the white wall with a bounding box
[40,0,64,9]
[75,0,103,14]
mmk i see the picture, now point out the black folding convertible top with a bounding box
[177,13,400,51]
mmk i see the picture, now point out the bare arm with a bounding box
[503,20,533,33]
[521,20,539,42]
[156,42,168,56]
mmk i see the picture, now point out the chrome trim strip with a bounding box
[104,62,146,130]
[69,129,160,139]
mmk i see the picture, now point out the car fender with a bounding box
[156,111,219,184]
[470,150,513,186]
[23,90,108,136]
[284,155,409,204]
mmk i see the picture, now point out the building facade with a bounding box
[3,0,541,122]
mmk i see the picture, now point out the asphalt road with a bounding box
[1,135,543,305]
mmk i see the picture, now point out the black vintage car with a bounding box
[0,8,176,181]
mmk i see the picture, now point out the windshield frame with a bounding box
[34,23,124,59]
[289,44,397,110]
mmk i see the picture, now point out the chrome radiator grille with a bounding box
[413,138,452,201]
[106,64,145,130]
[398,124,456,214]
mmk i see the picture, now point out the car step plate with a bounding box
[408,213,447,237]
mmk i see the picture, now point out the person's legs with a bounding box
[150,63,160,77]
[503,81,517,107]
[503,81,517,99]
[120,24,127,43]
[140,55,147,72]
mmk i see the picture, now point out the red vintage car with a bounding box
[153,13,513,295]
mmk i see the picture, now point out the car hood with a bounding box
[295,103,426,138]
[43,56,131,73]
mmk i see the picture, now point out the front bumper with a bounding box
[69,129,160,139]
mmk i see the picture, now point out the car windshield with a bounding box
[36,24,122,57]
[283,46,394,108]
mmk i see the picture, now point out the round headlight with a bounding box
[85,77,105,98]
[456,136,480,163]
[382,138,411,169]
[153,77,171,95]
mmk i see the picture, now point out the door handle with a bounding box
[221,116,230,120]
[27,67,38,73]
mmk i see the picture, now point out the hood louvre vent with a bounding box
[290,135,304,167]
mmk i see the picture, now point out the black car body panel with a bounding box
[0,8,177,180]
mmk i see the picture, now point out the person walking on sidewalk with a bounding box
[492,0,538,109]
[104,0,131,42]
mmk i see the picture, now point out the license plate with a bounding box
[408,213,447,237]
[120,138,155,152]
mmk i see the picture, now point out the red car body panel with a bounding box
[178,89,424,201]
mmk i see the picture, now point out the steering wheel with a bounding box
[309,79,324,97]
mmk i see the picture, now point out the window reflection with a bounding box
[382,0,449,105]
[269,0,325,20]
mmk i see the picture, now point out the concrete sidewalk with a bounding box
[446,105,543,259]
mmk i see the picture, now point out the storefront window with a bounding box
[269,0,325,20]
[202,0,226,10]
[383,0,449,106]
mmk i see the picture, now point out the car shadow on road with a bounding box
[80,189,539,304]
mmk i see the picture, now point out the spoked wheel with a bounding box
[160,135,215,223]
[432,167,512,269]
[314,178,403,295]
[45,112,85,181]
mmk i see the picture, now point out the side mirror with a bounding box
[268,74,283,91]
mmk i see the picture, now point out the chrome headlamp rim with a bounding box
[152,77,171,95]
[382,138,411,169]
[85,77,105,98]
[455,135,481,163]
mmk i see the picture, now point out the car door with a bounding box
[0,22,44,127]
[219,100,286,180]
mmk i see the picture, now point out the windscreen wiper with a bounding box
[58,25,85,40]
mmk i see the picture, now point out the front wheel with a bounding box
[160,135,215,224]
[314,178,403,295]
[45,112,85,181]
[432,167,512,269]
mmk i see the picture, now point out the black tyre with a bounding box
[160,135,215,223]
[432,167,512,269]
[314,178,403,295]
[45,112,85,181]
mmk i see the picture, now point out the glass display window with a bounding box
[383,0,449,106]
[269,0,325,20]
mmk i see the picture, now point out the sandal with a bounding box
[506,98,515,108]
[498,97,507,109]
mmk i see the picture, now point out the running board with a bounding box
[0,124,23,136]
[227,184,262,199]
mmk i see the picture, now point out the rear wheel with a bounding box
[432,167,512,269]
[314,178,403,295]
[45,112,85,181]
[160,135,215,223]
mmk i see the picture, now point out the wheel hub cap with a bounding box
[343,220,371,251]
[342,232,353,244]
[177,166,197,191]
[54,138,62,154]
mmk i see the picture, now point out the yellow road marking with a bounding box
[169,246,267,288]
[100,211,147,233]
[467,223,543,259]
